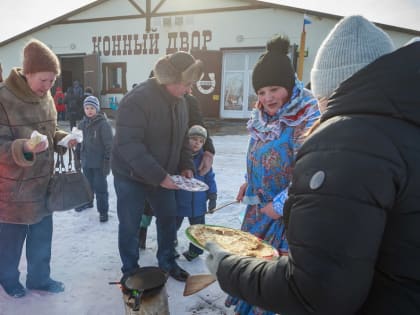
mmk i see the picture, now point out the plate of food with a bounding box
[186,224,278,259]
[170,175,209,192]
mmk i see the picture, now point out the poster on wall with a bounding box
[223,73,244,111]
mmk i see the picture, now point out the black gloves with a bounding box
[207,193,217,211]
[103,159,111,176]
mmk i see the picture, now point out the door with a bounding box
[83,54,100,96]
[191,50,222,118]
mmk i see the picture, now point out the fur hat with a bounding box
[23,39,61,75]
[188,125,207,140]
[310,15,395,98]
[153,51,203,85]
[252,35,295,96]
[83,95,100,112]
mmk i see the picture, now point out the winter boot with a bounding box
[1,281,26,298]
[139,227,147,249]
[182,250,199,262]
[99,212,108,222]
[26,278,65,293]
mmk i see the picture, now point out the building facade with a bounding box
[0,0,418,118]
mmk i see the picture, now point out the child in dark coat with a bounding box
[176,125,217,261]
[76,96,113,222]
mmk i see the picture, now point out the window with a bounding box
[220,46,296,119]
[220,50,263,118]
[101,62,127,94]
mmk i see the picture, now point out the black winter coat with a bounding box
[217,42,420,314]
[111,78,193,186]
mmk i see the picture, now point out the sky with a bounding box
[0,0,419,43]
[263,0,420,31]
[0,131,250,315]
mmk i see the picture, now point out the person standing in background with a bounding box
[0,39,77,298]
[75,96,113,222]
[53,86,66,121]
[65,80,83,130]
[83,86,94,100]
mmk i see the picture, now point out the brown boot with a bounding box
[139,227,147,249]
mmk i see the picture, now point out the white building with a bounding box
[0,0,418,118]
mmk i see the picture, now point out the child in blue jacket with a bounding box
[176,125,217,261]
[75,96,113,222]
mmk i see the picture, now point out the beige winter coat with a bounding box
[0,68,67,224]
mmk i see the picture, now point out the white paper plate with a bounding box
[170,175,209,192]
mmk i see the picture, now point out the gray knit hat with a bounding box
[188,125,207,140]
[310,15,395,98]
[154,51,203,85]
[83,95,100,112]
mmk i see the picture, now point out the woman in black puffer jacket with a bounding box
[206,16,420,315]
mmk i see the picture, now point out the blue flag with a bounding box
[304,14,312,25]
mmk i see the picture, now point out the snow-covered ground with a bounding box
[0,134,249,315]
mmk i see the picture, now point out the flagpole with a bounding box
[297,23,306,80]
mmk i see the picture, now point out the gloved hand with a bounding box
[205,242,230,276]
[103,159,110,176]
[207,193,217,211]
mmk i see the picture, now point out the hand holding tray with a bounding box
[170,175,209,192]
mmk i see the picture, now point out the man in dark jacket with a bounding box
[111,51,203,282]
[206,16,420,314]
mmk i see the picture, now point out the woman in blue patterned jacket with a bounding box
[225,35,320,315]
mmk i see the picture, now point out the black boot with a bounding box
[99,212,108,222]
[139,227,147,249]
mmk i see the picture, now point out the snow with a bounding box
[0,134,250,315]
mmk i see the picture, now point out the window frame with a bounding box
[101,62,127,94]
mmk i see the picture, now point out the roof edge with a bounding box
[1,0,419,48]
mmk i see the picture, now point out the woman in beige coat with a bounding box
[0,39,76,298]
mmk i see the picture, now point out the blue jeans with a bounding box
[114,174,178,274]
[0,215,53,287]
[83,167,109,213]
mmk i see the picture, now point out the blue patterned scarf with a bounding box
[247,76,319,142]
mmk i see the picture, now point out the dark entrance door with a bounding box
[60,57,84,92]
[83,53,100,96]
[191,50,222,118]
